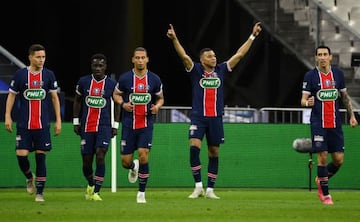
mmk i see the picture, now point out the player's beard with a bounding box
[137,64,145,70]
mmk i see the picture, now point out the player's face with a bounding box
[91,59,107,79]
[200,50,217,69]
[315,48,332,70]
[29,50,46,69]
[132,51,149,71]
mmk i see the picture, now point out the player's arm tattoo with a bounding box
[341,91,354,116]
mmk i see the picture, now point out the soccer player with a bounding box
[4,44,62,202]
[301,45,358,205]
[73,53,120,201]
[167,22,262,199]
[113,47,164,203]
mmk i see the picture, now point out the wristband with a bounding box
[249,34,256,40]
[73,118,80,125]
[120,101,124,108]
[113,121,119,129]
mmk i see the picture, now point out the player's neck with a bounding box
[133,68,147,77]
[93,74,106,81]
[202,64,215,73]
[28,66,42,74]
[318,66,330,74]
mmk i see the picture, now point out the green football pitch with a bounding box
[1,188,359,222]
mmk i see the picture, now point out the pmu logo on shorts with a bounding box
[130,93,151,104]
[316,89,338,101]
[85,96,106,108]
[199,77,221,89]
[23,89,46,100]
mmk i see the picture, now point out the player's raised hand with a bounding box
[167,24,177,40]
[252,22,262,37]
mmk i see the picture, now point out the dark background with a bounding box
[0,0,307,120]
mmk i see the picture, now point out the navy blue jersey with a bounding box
[188,62,230,117]
[302,66,346,128]
[9,67,58,129]
[116,69,163,129]
[75,74,117,132]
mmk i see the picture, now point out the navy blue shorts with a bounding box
[189,116,224,145]
[311,125,344,153]
[80,125,111,155]
[16,127,52,151]
[120,125,153,155]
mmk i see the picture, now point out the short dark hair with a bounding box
[315,45,331,55]
[28,44,45,55]
[199,48,212,57]
[133,47,147,55]
[91,53,107,63]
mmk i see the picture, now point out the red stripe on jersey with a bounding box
[204,88,217,117]
[203,72,217,117]
[28,72,42,129]
[85,79,104,132]
[133,75,147,129]
[319,72,336,128]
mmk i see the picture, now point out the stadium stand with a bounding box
[237,0,360,107]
